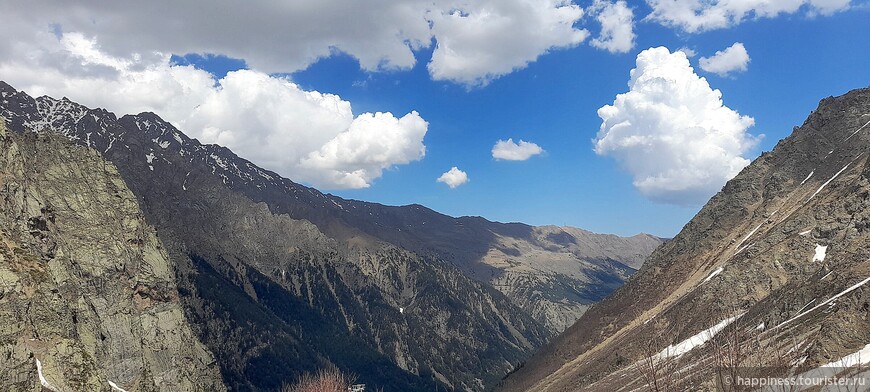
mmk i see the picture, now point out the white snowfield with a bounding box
[655,313,744,359]
[813,244,828,262]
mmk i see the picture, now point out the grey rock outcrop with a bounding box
[0,119,225,391]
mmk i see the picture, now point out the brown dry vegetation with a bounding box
[281,366,356,392]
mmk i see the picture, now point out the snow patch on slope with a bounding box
[822,343,870,368]
[703,266,724,284]
[738,223,763,248]
[35,358,60,392]
[792,343,870,389]
[807,153,865,202]
[777,277,870,329]
[813,244,828,262]
[845,118,870,142]
[656,313,744,359]
[145,152,155,171]
[800,170,814,185]
[109,380,130,392]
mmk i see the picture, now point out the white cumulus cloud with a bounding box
[300,112,428,189]
[492,139,545,161]
[427,0,589,86]
[594,47,760,206]
[437,167,469,188]
[0,0,592,88]
[699,42,750,76]
[646,0,852,33]
[0,1,854,89]
[0,31,427,190]
[590,0,636,54]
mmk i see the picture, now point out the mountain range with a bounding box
[0,81,662,391]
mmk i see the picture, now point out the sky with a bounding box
[1,1,869,237]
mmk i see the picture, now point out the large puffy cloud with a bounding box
[589,0,636,54]
[699,42,750,76]
[0,32,427,189]
[1,0,589,87]
[0,1,430,74]
[492,139,545,161]
[646,0,851,32]
[427,0,588,86]
[0,1,854,89]
[594,47,759,206]
[300,112,428,188]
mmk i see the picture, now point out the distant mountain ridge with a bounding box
[0,81,662,390]
[498,87,870,391]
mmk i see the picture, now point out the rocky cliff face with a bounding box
[0,81,661,391]
[0,119,225,391]
[498,88,870,391]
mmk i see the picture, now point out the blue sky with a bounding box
[4,1,870,236]
[298,5,870,236]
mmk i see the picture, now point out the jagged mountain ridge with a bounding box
[1,84,539,391]
[0,120,226,391]
[0,81,661,390]
[0,82,662,334]
[498,87,870,391]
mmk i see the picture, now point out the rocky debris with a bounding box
[499,87,870,391]
[0,119,225,391]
